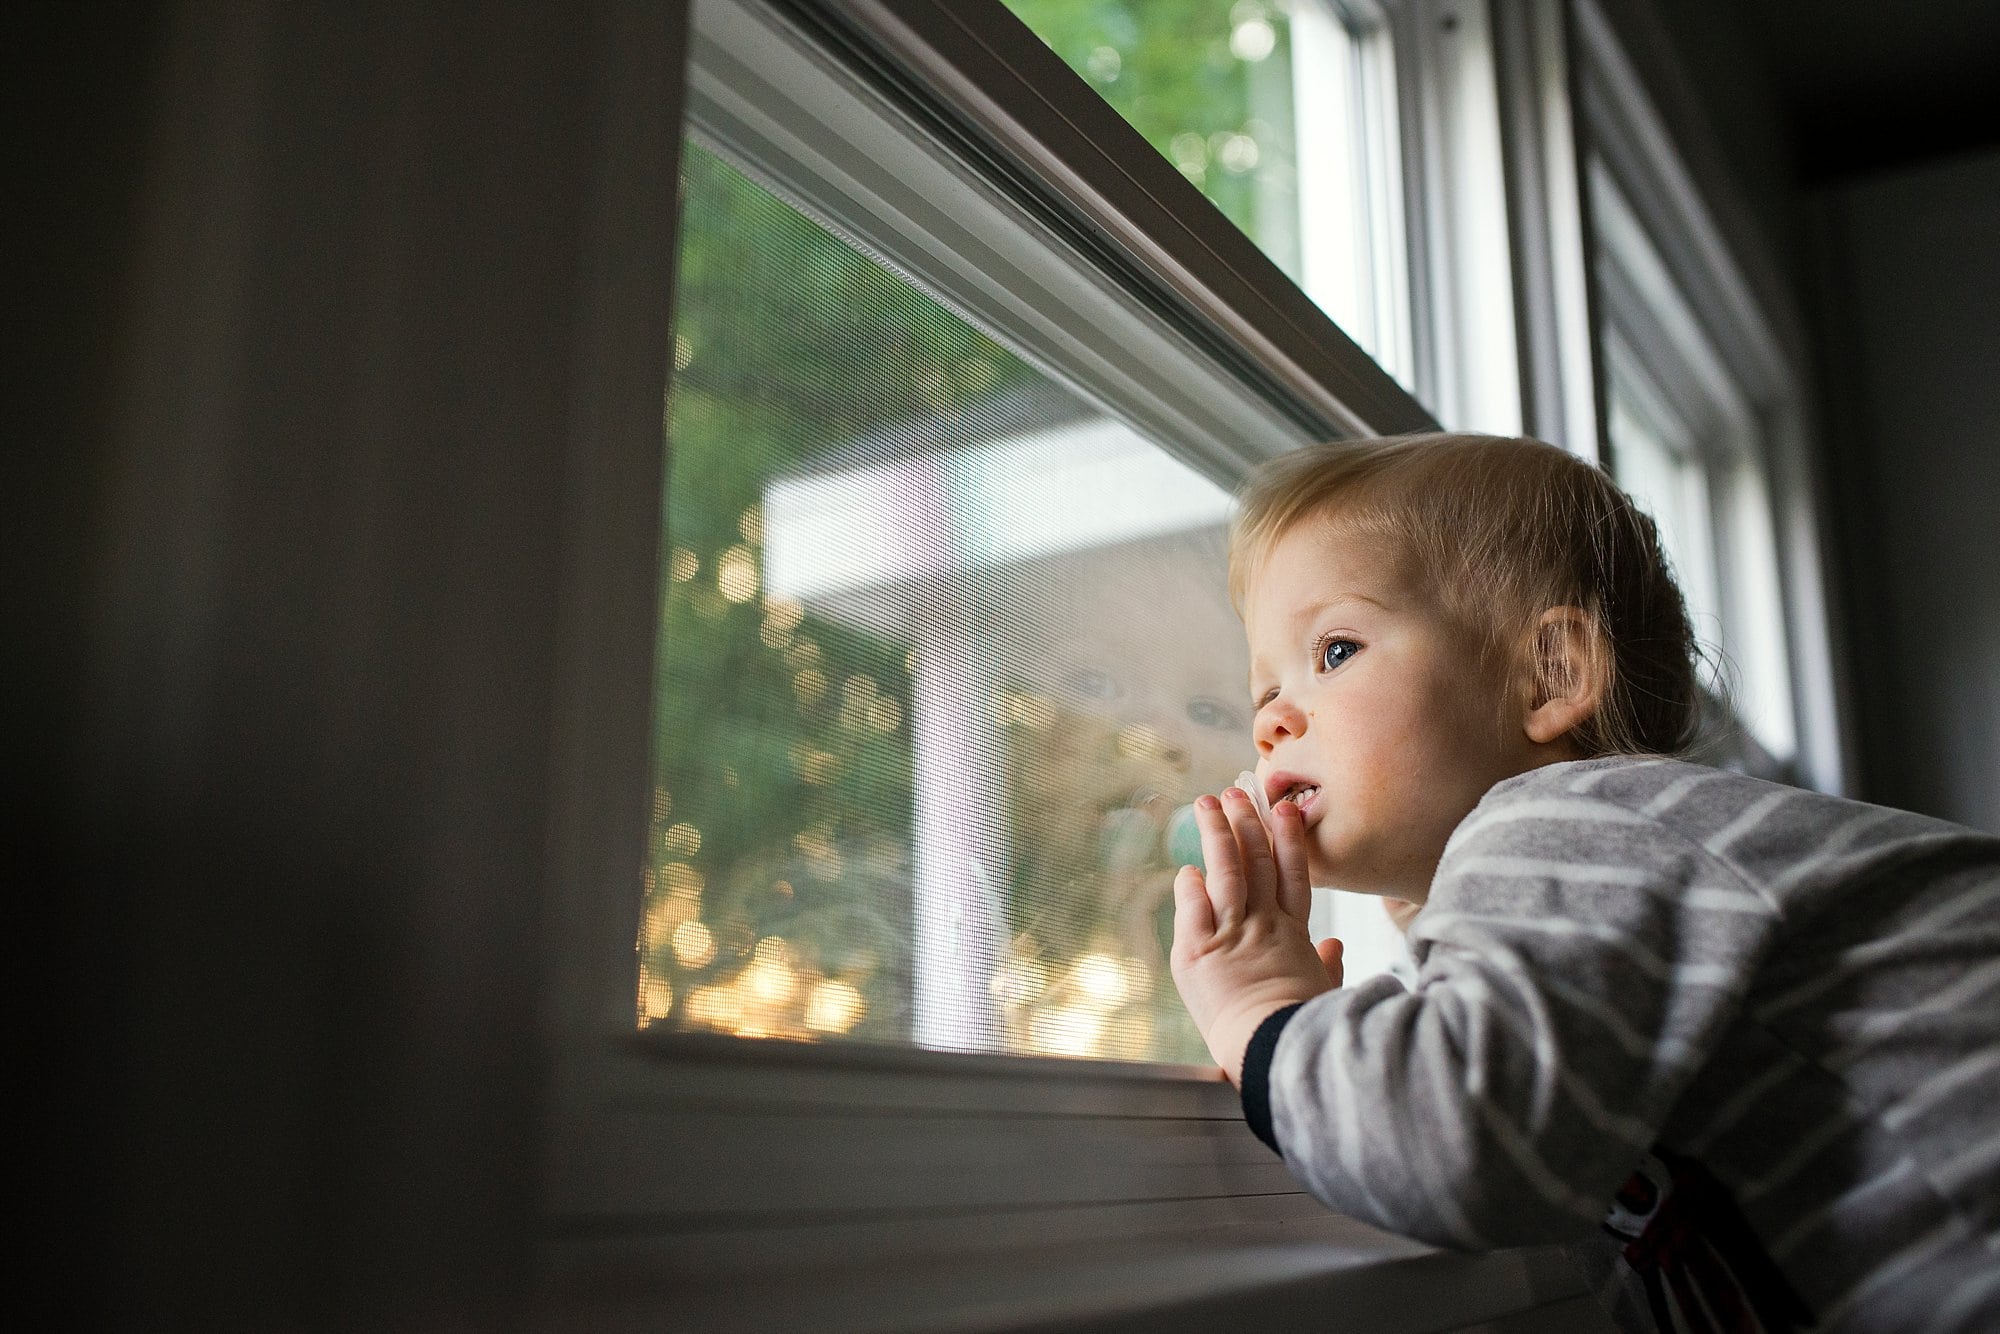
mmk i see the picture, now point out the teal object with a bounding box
[1166,802,1204,869]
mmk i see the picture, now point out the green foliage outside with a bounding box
[1002,0,1302,281]
[644,143,1040,1041]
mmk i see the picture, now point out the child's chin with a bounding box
[1310,850,1383,896]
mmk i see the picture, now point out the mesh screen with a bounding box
[639,141,1256,1061]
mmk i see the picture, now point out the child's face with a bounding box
[1243,519,1540,903]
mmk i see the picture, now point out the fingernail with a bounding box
[1196,794,1220,812]
[1222,787,1245,801]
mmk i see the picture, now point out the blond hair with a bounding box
[1229,433,1701,757]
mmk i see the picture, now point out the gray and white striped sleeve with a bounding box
[1252,792,1783,1249]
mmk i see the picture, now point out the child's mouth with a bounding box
[1276,782,1322,820]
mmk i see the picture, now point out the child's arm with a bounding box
[1188,786,1783,1250]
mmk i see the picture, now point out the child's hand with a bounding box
[1170,787,1342,1085]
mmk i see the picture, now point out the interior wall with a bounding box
[1810,150,2000,834]
[18,3,168,1320]
[37,3,687,1324]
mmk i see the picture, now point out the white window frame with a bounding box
[1385,0,1524,435]
[542,0,1608,1327]
[1293,0,1416,387]
[1489,0,1601,459]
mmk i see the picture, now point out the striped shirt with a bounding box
[1243,756,2000,1332]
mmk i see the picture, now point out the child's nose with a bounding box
[1254,698,1305,753]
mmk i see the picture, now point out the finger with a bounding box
[1316,935,1344,987]
[1172,863,1216,951]
[1221,787,1278,912]
[1268,798,1313,923]
[1193,794,1246,924]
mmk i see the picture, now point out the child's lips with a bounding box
[1262,772,1324,827]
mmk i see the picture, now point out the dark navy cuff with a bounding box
[1240,1002,1305,1155]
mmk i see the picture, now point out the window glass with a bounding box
[643,138,1268,1063]
[1719,452,1796,759]
[1593,158,1798,763]
[1606,362,1721,660]
[1003,0,1409,380]
[1607,366,1799,762]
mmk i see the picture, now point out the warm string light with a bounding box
[836,674,902,733]
[791,826,842,879]
[671,920,717,969]
[992,937,1158,1060]
[804,980,864,1033]
[998,690,1056,729]
[717,544,760,603]
[669,930,869,1040]
[789,742,842,785]
[639,974,673,1024]
[792,669,828,706]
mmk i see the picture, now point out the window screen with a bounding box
[642,140,1262,1063]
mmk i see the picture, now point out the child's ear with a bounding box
[1521,606,1604,746]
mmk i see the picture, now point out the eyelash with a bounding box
[1255,634,1362,708]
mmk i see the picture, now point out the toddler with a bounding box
[1170,433,1998,1332]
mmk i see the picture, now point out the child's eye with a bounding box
[1318,637,1360,672]
[1186,696,1243,731]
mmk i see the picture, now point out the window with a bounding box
[1388,0,1522,433]
[631,0,1439,1063]
[1590,135,1798,766]
[550,10,1553,1319]
[545,0,1846,1323]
